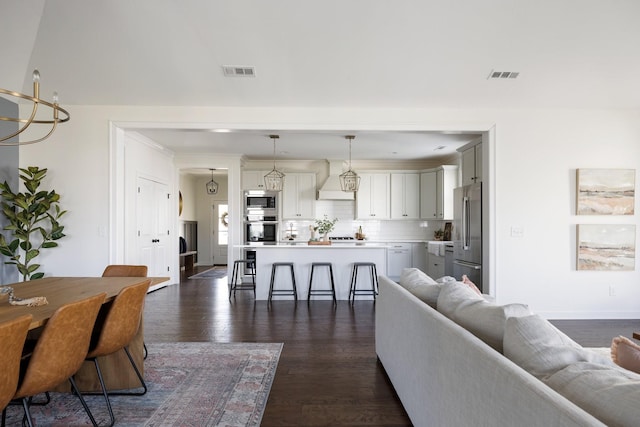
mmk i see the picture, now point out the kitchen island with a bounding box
[240,243,387,300]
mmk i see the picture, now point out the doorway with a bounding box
[212,201,229,265]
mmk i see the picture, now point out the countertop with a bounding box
[238,242,388,249]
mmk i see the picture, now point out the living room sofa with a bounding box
[375,271,640,427]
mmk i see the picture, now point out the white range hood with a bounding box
[317,161,355,201]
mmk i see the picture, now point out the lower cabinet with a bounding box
[427,254,445,279]
[387,243,412,280]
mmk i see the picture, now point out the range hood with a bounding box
[317,161,355,201]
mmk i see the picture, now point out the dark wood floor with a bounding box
[143,266,640,426]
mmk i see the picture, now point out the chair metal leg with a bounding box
[21,398,33,427]
[93,358,116,427]
[143,342,148,360]
[69,376,99,427]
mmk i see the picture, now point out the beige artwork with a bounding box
[577,169,635,215]
[577,224,636,271]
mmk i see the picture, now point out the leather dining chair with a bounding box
[0,314,32,425]
[85,279,151,427]
[8,293,105,427]
[101,264,149,358]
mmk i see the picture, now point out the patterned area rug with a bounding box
[188,266,228,280]
[4,342,283,426]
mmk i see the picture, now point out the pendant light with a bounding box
[264,134,285,192]
[339,135,360,192]
[206,168,219,194]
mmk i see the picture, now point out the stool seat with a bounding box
[268,262,297,301]
[230,259,256,299]
[307,262,337,303]
[349,262,378,301]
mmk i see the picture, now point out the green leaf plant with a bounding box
[0,167,67,281]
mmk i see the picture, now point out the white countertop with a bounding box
[238,242,388,249]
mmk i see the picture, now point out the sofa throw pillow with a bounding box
[437,281,530,352]
[503,314,615,380]
[398,268,441,308]
[543,361,640,427]
[611,336,640,374]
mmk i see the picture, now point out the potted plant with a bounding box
[0,167,67,281]
[315,215,338,241]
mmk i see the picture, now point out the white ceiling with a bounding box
[2,0,639,160]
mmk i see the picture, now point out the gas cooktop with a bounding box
[329,236,355,241]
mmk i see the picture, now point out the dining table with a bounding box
[0,276,169,392]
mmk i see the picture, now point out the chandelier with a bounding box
[264,135,285,191]
[0,69,70,146]
[206,169,219,194]
[339,135,360,192]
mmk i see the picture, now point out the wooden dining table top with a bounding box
[0,276,169,330]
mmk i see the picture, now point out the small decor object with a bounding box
[433,229,444,241]
[355,225,365,240]
[443,222,452,241]
[577,224,635,271]
[577,169,635,215]
[315,215,338,241]
[0,167,67,281]
[0,286,48,307]
[0,69,70,146]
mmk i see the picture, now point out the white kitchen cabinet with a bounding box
[411,242,427,272]
[420,166,458,220]
[282,173,316,219]
[242,170,270,190]
[391,173,420,219]
[387,243,412,280]
[356,173,390,219]
[427,253,445,279]
[460,141,482,185]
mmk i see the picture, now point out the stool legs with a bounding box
[268,263,297,302]
[349,263,378,302]
[307,263,336,303]
[229,260,256,299]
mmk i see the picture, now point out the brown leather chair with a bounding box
[0,315,32,424]
[10,293,105,427]
[102,264,149,358]
[85,279,151,427]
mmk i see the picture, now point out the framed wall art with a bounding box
[576,168,635,215]
[577,224,636,271]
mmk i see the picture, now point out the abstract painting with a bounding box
[577,168,635,215]
[577,224,636,271]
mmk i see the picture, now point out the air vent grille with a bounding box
[222,66,256,77]
[488,70,520,79]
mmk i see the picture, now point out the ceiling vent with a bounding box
[488,70,520,79]
[222,66,256,77]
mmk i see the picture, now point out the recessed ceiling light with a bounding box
[210,129,231,133]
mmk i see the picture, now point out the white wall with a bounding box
[19,105,640,318]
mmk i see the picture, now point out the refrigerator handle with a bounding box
[463,196,470,250]
[453,260,481,270]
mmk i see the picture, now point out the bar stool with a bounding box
[268,262,297,302]
[230,259,256,299]
[349,262,378,301]
[307,262,337,303]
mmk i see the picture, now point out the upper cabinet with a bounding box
[420,166,458,220]
[282,173,316,219]
[242,170,269,190]
[390,173,420,219]
[460,141,482,185]
[356,173,390,219]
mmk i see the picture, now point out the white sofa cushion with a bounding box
[437,281,531,352]
[398,268,441,308]
[543,361,640,427]
[503,314,615,379]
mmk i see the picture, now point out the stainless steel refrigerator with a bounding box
[453,183,483,291]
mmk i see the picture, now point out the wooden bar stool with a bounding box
[268,262,297,302]
[349,262,378,301]
[307,262,336,303]
[230,259,256,299]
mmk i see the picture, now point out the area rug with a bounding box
[3,342,283,427]
[189,266,228,280]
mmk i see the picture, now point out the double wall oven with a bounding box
[244,191,279,273]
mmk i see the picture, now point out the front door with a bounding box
[212,202,228,265]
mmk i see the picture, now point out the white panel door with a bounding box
[137,177,170,277]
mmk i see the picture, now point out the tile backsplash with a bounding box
[281,200,447,241]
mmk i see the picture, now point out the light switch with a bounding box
[510,226,524,238]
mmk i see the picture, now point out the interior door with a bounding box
[137,177,170,276]
[212,202,228,265]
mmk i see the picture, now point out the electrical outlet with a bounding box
[609,285,616,296]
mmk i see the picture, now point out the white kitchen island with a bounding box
[240,243,387,300]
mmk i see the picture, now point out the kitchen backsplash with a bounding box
[281,200,446,241]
